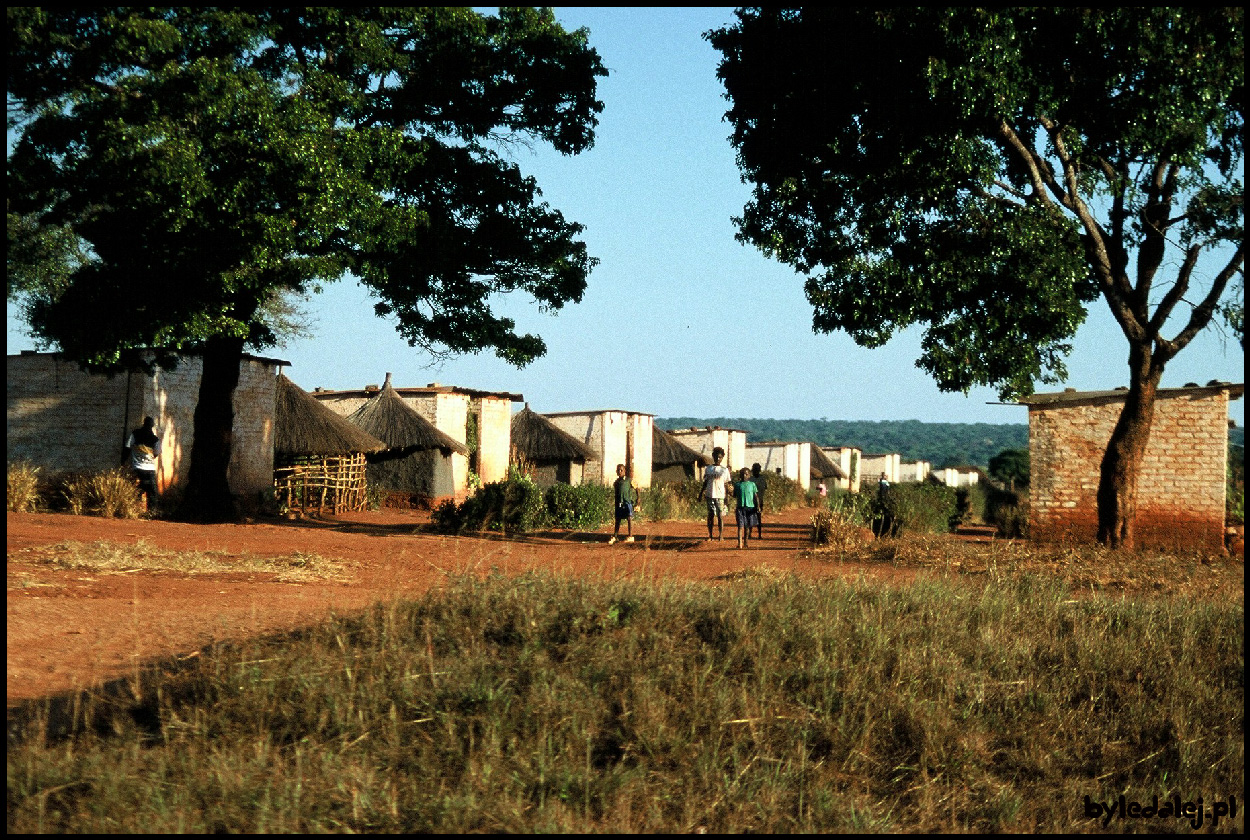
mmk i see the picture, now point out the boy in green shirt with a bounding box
[609,463,637,545]
[732,467,760,549]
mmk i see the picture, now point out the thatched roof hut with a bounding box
[346,375,469,457]
[808,444,846,482]
[511,406,594,486]
[274,374,385,514]
[344,375,469,504]
[275,373,386,457]
[653,426,712,469]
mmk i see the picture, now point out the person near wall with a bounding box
[750,462,768,539]
[609,463,637,545]
[702,446,731,541]
[731,467,760,550]
[125,415,162,513]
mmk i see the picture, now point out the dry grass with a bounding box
[7,462,42,513]
[12,539,355,584]
[7,564,1243,833]
[806,533,1245,601]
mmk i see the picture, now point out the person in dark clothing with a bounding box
[750,462,768,539]
[125,416,162,512]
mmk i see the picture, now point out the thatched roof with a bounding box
[346,379,469,456]
[275,374,387,456]
[511,406,594,461]
[809,445,846,480]
[653,426,711,467]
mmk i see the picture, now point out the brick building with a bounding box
[7,349,286,498]
[542,409,654,488]
[744,440,812,488]
[667,426,748,475]
[1019,383,1243,551]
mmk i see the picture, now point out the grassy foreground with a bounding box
[7,567,1244,833]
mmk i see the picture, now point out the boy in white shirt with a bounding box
[702,446,731,541]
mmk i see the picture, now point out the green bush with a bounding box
[954,483,989,524]
[434,472,547,535]
[547,482,612,530]
[875,482,958,537]
[639,478,705,521]
[754,472,806,511]
[818,487,875,526]
[986,485,1029,538]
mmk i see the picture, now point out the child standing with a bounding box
[732,467,760,549]
[609,463,637,544]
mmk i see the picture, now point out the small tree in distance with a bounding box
[988,449,1030,492]
[709,8,1243,548]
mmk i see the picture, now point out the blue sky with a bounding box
[7,7,1244,426]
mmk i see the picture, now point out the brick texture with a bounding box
[1028,388,1233,551]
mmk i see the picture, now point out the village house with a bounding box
[7,349,285,500]
[932,466,981,487]
[899,459,932,483]
[541,409,654,488]
[821,446,862,493]
[510,405,596,487]
[808,445,846,493]
[273,373,386,514]
[1018,382,1243,552]
[312,378,520,502]
[652,426,711,484]
[744,440,811,488]
[667,426,748,475]
[343,373,471,507]
[860,452,902,486]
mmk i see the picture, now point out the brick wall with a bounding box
[1028,387,1233,551]
[7,352,278,497]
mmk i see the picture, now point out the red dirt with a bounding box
[8,506,921,707]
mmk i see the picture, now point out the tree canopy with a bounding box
[708,7,1243,400]
[7,7,606,520]
[709,7,1243,547]
[7,7,606,368]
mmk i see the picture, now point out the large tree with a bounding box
[709,7,1244,548]
[8,7,605,521]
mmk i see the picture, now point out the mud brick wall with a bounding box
[1029,389,1231,551]
[7,352,278,497]
[7,353,139,475]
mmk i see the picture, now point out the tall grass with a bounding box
[8,571,1243,833]
[7,461,42,512]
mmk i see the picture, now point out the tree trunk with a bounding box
[177,335,245,523]
[1096,348,1162,549]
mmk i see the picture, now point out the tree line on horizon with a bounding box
[658,417,1244,471]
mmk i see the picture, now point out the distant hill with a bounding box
[657,417,1245,470]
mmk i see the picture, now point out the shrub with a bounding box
[546,482,612,530]
[810,508,868,551]
[986,486,1029,538]
[756,472,806,511]
[954,482,989,524]
[54,468,145,518]
[818,487,875,526]
[875,482,958,537]
[7,462,42,513]
[435,472,547,535]
[639,478,705,521]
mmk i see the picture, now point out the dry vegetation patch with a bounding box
[9,539,355,584]
[805,534,1245,601]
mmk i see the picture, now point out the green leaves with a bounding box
[709,7,1243,400]
[7,7,606,368]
